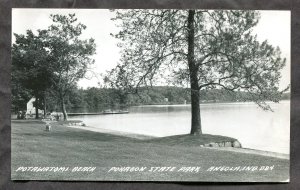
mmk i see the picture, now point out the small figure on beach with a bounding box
[17,111,22,119]
[17,111,27,119]
[45,123,51,131]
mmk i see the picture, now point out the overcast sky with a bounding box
[12,9,290,90]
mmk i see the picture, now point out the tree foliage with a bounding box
[108,9,288,134]
[44,14,96,120]
[12,14,96,120]
[12,30,53,116]
[109,10,287,110]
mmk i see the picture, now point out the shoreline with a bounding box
[65,122,289,160]
[66,124,155,140]
[205,147,289,160]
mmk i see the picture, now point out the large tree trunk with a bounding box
[43,93,47,118]
[187,10,202,135]
[60,93,68,121]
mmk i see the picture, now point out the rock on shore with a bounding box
[201,140,242,148]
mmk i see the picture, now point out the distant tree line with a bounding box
[12,86,290,113]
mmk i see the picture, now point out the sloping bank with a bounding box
[11,120,289,181]
[63,120,288,160]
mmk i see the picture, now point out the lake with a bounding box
[70,101,290,154]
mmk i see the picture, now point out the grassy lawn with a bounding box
[11,120,289,182]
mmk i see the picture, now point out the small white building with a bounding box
[26,97,44,117]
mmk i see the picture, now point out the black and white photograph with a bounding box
[11,9,290,182]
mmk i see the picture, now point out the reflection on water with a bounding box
[70,101,290,154]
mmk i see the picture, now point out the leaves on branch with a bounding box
[106,9,288,111]
[12,13,96,113]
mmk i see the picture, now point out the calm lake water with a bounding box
[70,101,290,154]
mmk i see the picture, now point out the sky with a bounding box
[12,9,291,90]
